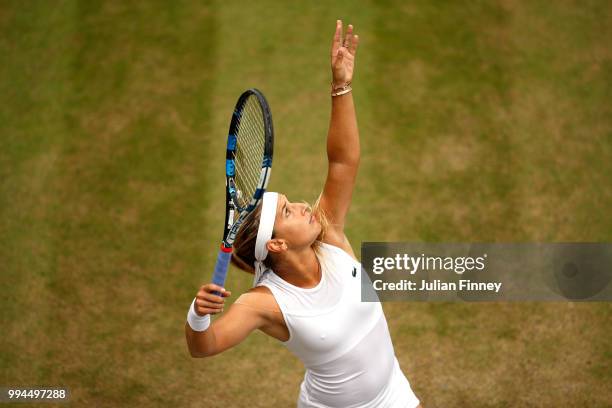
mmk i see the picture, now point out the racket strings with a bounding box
[235,112,262,195]
[233,96,266,209]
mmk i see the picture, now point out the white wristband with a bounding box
[187,298,211,332]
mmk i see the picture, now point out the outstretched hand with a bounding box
[331,20,359,88]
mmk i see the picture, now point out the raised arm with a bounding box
[319,20,360,249]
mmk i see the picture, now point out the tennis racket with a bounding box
[211,88,274,290]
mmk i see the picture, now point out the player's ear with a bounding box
[266,238,287,254]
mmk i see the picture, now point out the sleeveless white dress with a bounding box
[257,242,420,408]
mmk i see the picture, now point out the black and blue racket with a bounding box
[211,89,274,289]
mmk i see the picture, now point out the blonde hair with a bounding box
[310,193,329,250]
[230,194,329,275]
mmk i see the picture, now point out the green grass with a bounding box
[1,1,611,407]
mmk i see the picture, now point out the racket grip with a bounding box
[211,248,232,293]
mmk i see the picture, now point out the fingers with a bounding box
[344,24,359,56]
[344,24,353,50]
[195,283,231,315]
[198,291,224,302]
[349,33,359,55]
[195,298,224,315]
[331,19,342,57]
[201,283,230,296]
[332,20,358,57]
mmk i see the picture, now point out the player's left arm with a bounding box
[319,20,360,256]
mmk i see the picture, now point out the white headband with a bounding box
[253,192,278,286]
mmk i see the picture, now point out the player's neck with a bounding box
[273,247,321,289]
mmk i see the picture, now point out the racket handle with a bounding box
[211,247,232,293]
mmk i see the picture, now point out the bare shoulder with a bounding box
[321,227,358,261]
[234,286,282,315]
[235,286,289,342]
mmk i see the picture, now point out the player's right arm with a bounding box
[185,284,263,358]
[185,284,276,358]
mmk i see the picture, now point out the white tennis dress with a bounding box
[257,242,420,408]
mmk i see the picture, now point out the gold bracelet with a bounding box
[331,81,352,97]
[332,86,352,97]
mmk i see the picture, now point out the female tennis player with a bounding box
[185,20,422,408]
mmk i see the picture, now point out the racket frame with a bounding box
[211,88,274,289]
